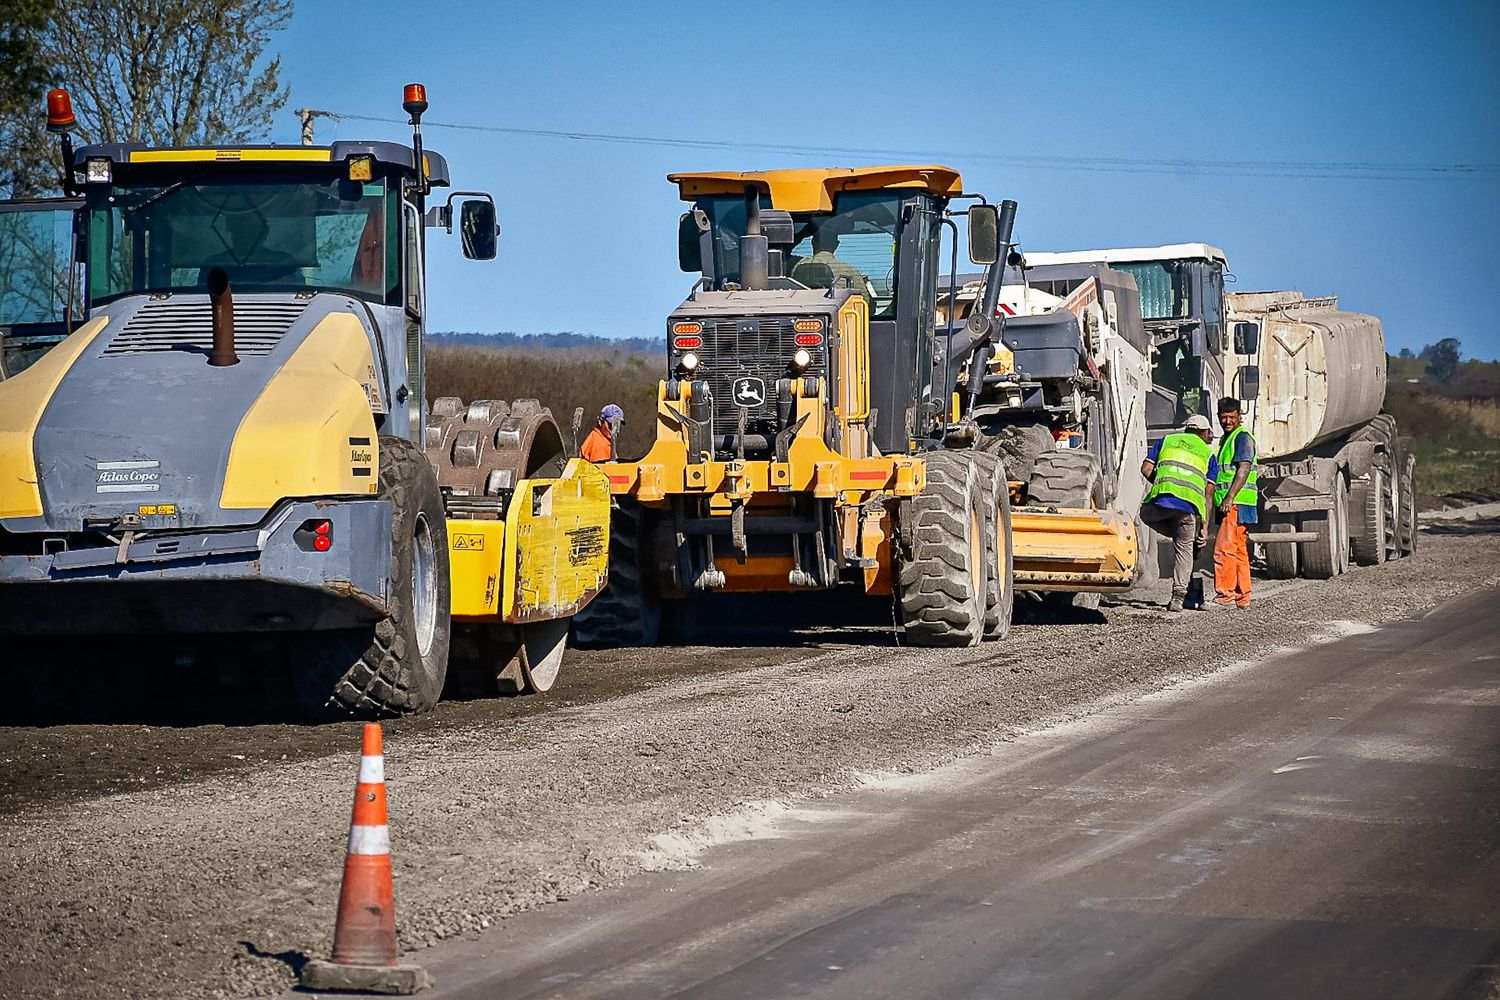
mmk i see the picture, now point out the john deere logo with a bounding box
[732,376,766,407]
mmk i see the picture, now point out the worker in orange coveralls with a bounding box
[1213,395,1259,608]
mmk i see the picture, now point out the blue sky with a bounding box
[274,0,1500,359]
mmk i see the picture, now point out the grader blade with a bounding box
[1011,507,1139,592]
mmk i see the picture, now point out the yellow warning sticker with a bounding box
[137,503,177,516]
[138,504,157,515]
[451,533,485,552]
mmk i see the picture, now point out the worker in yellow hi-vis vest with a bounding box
[1213,396,1259,608]
[1140,414,1218,613]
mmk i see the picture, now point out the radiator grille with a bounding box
[698,317,824,430]
[103,298,309,357]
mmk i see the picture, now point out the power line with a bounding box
[333,112,1498,182]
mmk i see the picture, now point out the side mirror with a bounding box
[459,199,498,260]
[1232,320,1259,356]
[678,213,703,272]
[1240,364,1261,401]
[967,205,999,265]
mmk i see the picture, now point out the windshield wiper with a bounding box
[121,168,212,217]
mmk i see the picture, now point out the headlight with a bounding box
[792,348,811,370]
[680,352,699,372]
[85,157,112,184]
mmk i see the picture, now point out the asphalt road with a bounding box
[407,586,1500,1000]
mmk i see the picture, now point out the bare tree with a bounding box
[0,0,55,196]
[0,0,292,197]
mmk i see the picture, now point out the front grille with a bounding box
[103,297,309,357]
[696,317,824,433]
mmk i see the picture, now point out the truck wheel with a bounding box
[1350,470,1388,566]
[572,500,661,647]
[974,452,1015,640]
[1263,520,1300,578]
[975,422,1053,485]
[1398,449,1418,555]
[897,451,985,647]
[1027,449,1101,508]
[1299,472,1348,579]
[295,436,451,718]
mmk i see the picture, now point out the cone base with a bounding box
[300,957,432,995]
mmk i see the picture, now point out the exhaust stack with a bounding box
[739,185,769,291]
[207,267,239,367]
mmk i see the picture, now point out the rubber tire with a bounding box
[1350,470,1388,566]
[975,422,1053,486]
[1263,520,1300,579]
[896,452,986,647]
[295,435,451,718]
[1299,472,1347,580]
[973,452,1015,641]
[1028,449,1102,509]
[1398,449,1418,556]
[572,499,662,647]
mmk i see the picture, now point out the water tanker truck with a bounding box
[1223,290,1416,576]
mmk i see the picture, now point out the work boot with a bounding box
[1166,596,1185,613]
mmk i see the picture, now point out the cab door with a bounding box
[0,198,83,379]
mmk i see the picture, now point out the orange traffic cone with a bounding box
[301,724,431,995]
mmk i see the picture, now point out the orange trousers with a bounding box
[1214,505,1252,606]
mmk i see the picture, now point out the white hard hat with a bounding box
[1185,415,1213,431]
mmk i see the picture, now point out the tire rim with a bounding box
[411,511,438,658]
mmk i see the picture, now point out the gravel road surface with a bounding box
[0,522,1496,999]
[409,579,1500,1000]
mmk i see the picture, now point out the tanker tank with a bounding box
[1225,291,1387,462]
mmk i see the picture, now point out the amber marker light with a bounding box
[402,83,428,119]
[46,89,77,133]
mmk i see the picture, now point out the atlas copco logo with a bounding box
[95,460,161,493]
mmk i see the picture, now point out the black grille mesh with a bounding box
[698,317,823,430]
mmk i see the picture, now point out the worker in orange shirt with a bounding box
[579,404,623,463]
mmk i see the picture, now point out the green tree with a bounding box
[1421,337,1463,383]
[0,0,292,198]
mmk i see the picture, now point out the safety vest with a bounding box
[1145,433,1211,519]
[1214,426,1259,507]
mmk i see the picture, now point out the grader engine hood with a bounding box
[0,292,384,532]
